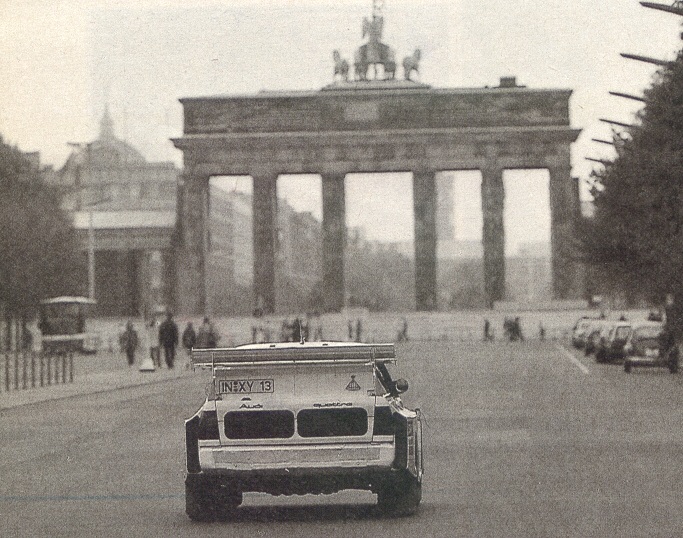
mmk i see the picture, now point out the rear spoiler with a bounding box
[192,343,396,368]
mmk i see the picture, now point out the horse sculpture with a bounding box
[403,48,421,81]
[333,50,349,82]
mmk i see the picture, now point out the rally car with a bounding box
[184,341,423,521]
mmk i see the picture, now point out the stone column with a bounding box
[252,171,278,315]
[481,166,505,308]
[413,170,437,311]
[322,173,346,313]
[176,173,208,315]
[549,156,582,299]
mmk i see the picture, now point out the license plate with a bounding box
[218,379,274,394]
[645,348,659,358]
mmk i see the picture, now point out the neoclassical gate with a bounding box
[172,78,581,315]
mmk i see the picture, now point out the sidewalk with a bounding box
[0,364,198,411]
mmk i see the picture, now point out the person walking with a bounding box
[146,317,161,368]
[182,321,196,369]
[158,312,179,369]
[122,320,139,367]
[195,317,219,349]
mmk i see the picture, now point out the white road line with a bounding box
[554,343,590,375]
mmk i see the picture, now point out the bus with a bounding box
[38,296,101,354]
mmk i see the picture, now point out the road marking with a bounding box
[554,344,590,375]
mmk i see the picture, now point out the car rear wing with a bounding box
[191,343,396,368]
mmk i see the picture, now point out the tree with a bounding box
[0,135,84,334]
[584,48,683,330]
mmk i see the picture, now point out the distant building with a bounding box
[506,242,552,302]
[206,186,321,315]
[57,107,179,317]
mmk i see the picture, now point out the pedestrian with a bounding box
[196,317,219,349]
[146,317,161,368]
[122,320,139,367]
[348,320,354,341]
[355,318,363,343]
[182,321,196,369]
[539,322,546,341]
[158,312,179,368]
[313,311,323,341]
[514,317,524,342]
[398,318,409,342]
[293,317,303,342]
[118,324,127,353]
[21,321,34,352]
[483,319,491,342]
[503,317,512,341]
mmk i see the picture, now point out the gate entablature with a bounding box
[180,85,573,136]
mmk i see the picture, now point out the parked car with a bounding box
[572,317,597,349]
[584,320,609,356]
[595,321,631,363]
[623,321,678,374]
[184,342,423,521]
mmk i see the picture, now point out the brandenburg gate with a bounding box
[172,8,581,315]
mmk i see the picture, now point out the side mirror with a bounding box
[394,378,409,394]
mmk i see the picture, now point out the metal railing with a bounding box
[1,351,74,392]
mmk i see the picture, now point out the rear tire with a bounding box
[377,476,422,516]
[186,475,242,522]
[185,475,215,522]
[213,486,243,521]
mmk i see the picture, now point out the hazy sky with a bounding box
[2,0,682,251]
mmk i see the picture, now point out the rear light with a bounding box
[198,410,220,440]
[373,406,395,436]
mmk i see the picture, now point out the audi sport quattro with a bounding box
[185,341,423,521]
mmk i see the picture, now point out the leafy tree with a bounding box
[584,49,683,330]
[0,135,84,327]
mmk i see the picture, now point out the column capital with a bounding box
[250,169,279,182]
[479,163,504,178]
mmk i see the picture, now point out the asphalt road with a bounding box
[2,340,683,537]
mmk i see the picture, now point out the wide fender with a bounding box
[392,407,423,479]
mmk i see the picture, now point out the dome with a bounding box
[88,106,146,166]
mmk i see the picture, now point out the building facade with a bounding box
[57,108,179,317]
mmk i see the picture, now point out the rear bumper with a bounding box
[187,463,408,497]
[198,441,395,472]
[626,356,669,367]
[190,442,397,495]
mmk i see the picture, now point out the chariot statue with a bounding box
[353,3,396,80]
[331,0,422,84]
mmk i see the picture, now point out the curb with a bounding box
[0,369,200,412]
